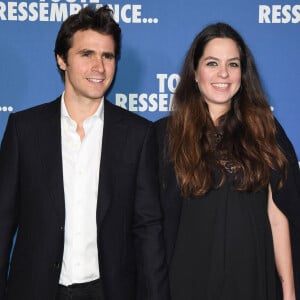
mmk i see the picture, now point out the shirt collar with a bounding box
[60,92,104,122]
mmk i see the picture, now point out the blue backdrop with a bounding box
[0,0,299,162]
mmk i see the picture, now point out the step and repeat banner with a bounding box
[0,0,299,161]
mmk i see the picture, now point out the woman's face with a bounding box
[195,37,241,121]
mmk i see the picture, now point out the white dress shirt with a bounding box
[59,94,104,285]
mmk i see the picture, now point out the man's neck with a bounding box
[63,94,102,126]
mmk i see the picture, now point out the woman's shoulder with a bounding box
[274,117,298,161]
[271,117,300,225]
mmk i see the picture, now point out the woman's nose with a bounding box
[217,66,229,78]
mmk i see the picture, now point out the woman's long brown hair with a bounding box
[167,23,288,197]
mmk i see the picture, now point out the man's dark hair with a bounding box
[54,5,121,80]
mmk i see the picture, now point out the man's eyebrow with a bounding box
[77,49,94,54]
[102,51,115,56]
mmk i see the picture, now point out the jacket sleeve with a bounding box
[0,114,19,299]
[132,124,170,300]
[270,118,300,298]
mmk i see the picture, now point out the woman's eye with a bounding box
[206,61,217,66]
[229,62,240,67]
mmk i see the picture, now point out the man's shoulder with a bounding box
[154,116,169,130]
[104,100,151,127]
[12,97,60,120]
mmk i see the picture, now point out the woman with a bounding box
[156,23,300,300]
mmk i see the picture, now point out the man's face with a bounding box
[57,29,116,104]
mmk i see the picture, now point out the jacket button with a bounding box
[53,262,61,269]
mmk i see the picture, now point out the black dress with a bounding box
[169,177,280,300]
[155,117,300,299]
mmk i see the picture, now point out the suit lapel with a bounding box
[36,98,127,225]
[97,100,128,224]
[38,98,65,224]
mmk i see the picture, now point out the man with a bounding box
[0,6,169,300]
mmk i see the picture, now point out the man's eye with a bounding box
[82,51,92,57]
[102,53,115,60]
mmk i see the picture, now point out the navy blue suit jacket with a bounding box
[0,98,170,300]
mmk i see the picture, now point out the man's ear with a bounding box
[56,55,67,71]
